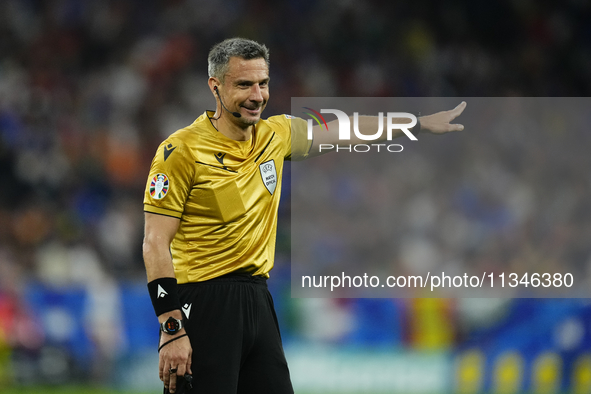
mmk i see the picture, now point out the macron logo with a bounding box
[157,284,168,298]
[182,303,192,319]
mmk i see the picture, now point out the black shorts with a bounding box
[177,274,294,394]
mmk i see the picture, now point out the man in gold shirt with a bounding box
[143,38,466,393]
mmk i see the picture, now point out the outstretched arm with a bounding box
[143,212,192,394]
[308,101,467,157]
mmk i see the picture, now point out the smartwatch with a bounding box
[161,316,184,335]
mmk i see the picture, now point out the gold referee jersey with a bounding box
[144,111,310,283]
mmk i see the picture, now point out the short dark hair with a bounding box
[208,38,270,82]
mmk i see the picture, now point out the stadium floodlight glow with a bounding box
[305,109,418,141]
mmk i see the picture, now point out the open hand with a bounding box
[420,101,466,134]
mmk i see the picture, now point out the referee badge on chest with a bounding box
[259,159,277,195]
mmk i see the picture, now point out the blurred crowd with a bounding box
[292,97,591,297]
[1,0,591,387]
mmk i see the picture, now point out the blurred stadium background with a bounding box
[1,0,591,393]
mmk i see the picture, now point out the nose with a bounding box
[249,84,264,103]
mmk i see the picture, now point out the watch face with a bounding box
[164,317,180,333]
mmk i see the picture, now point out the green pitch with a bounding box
[0,387,395,394]
[2,387,152,394]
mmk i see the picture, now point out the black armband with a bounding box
[148,277,181,316]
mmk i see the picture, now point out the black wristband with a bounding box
[148,277,181,317]
[158,333,188,353]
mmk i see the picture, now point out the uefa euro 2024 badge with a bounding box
[150,173,169,199]
[259,160,277,195]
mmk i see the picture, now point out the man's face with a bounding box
[220,57,269,126]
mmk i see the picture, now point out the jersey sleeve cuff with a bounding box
[144,204,183,219]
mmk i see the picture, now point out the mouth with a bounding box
[241,105,262,116]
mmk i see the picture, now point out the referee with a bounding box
[142,37,466,393]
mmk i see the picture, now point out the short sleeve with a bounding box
[268,115,311,161]
[144,138,195,218]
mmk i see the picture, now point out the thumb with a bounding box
[450,123,465,132]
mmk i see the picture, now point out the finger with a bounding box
[176,363,187,378]
[159,358,164,382]
[163,367,170,388]
[163,362,173,388]
[449,123,464,132]
[169,371,177,394]
[449,101,467,119]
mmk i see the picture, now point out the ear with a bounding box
[208,78,220,95]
